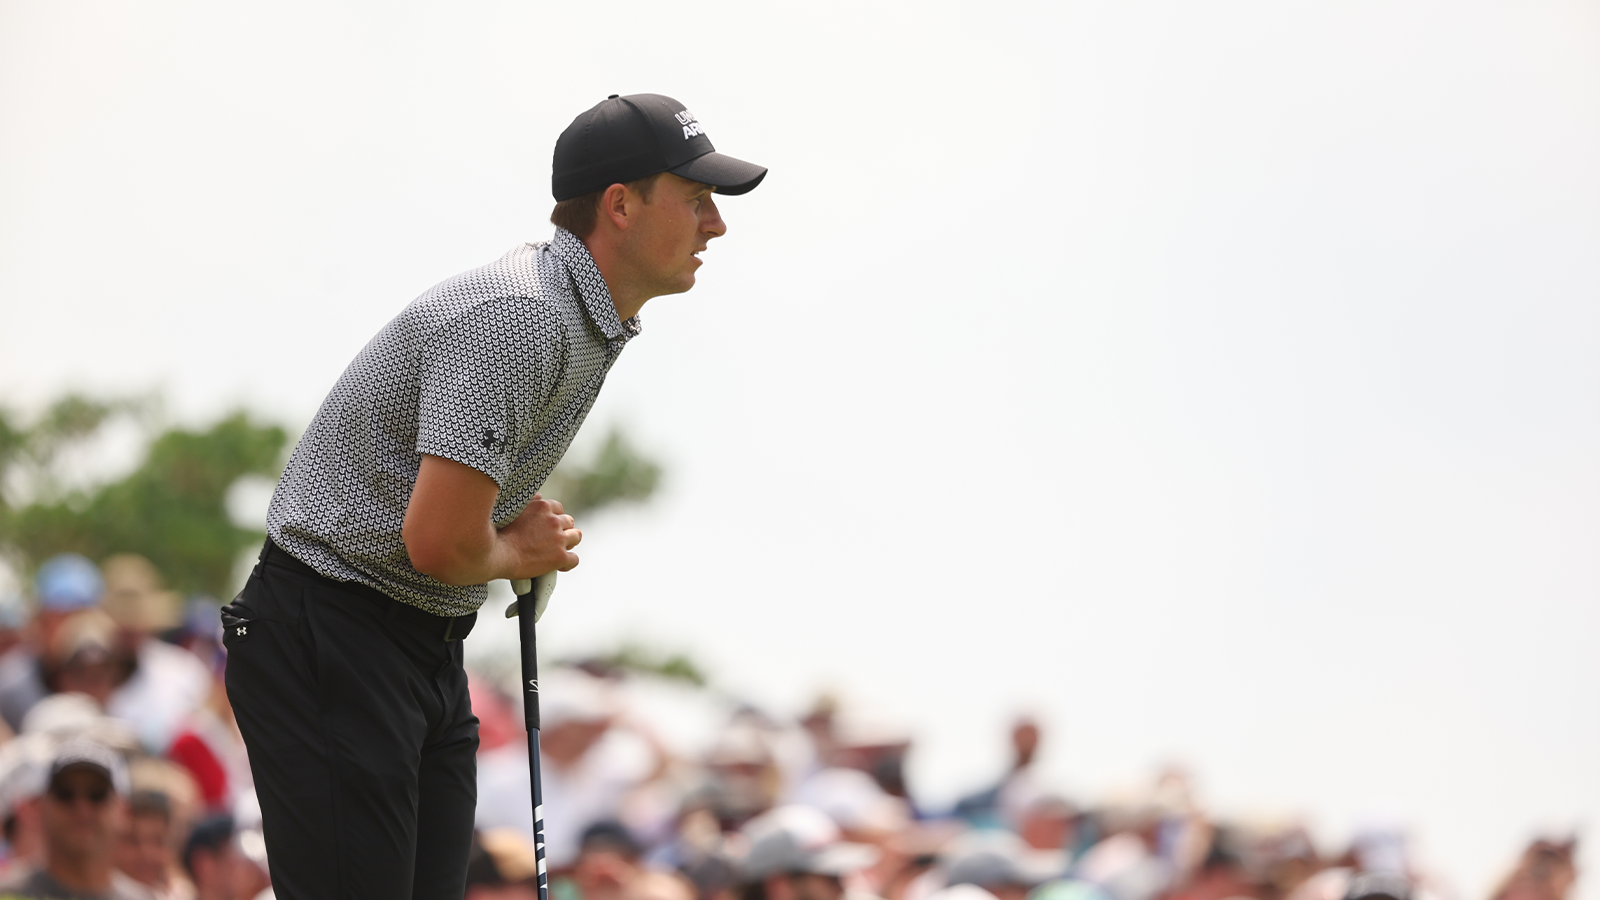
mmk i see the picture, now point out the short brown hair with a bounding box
[549,173,662,238]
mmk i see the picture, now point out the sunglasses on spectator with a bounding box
[48,784,111,805]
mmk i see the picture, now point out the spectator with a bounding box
[569,821,643,900]
[121,757,215,900]
[113,792,191,900]
[701,716,783,832]
[163,651,247,817]
[1342,874,1413,900]
[0,695,139,879]
[0,733,53,874]
[99,557,209,756]
[465,829,540,900]
[952,718,1042,830]
[0,555,105,733]
[477,668,665,871]
[1489,838,1577,900]
[1163,833,1257,900]
[45,613,123,711]
[1016,796,1079,855]
[738,806,877,900]
[0,737,152,899]
[942,832,1061,900]
[181,815,267,900]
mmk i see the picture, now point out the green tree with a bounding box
[543,427,664,517]
[0,396,287,598]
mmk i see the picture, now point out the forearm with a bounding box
[403,515,520,586]
[402,454,516,585]
[403,455,580,585]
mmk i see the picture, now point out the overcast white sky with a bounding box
[3,2,1598,897]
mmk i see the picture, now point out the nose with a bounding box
[701,193,726,239]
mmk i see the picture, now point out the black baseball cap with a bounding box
[552,93,768,201]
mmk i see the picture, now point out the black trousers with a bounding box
[224,542,480,900]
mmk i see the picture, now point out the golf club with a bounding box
[509,572,557,900]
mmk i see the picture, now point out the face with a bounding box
[114,811,172,886]
[619,173,726,300]
[41,767,122,864]
[57,656,121,708]
[190,842,244,900]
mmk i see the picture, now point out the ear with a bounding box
[599,182,633,232]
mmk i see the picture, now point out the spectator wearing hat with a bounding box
[0,555,106,733]
[476,668,666,873]
[181,815,267,900]
[0,733,54,874]
[941,833,1062,900]
[0,695,142,880]
[568,821,643,900]
[0,737,152,899]
[738,806,877,900]
[44,611,125,712]
[99,556,210,757]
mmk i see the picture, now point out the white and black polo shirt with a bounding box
[266,228,639,616]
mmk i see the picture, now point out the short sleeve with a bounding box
[415,298,561,485]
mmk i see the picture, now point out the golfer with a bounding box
[222,93,765,900]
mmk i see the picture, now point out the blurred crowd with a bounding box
[0,552,1580,900]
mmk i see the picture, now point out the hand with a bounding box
[404,455,582,585]
[498,494,582,578]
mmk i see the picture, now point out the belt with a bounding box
[258,541,477,642]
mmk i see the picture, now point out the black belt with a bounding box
[258,541,477,642]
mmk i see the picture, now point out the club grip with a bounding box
[517,584,540,732]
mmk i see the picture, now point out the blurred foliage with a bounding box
[0,395,150,505]
[0,395,287,598]
[543,427,663,517]
[0,390,661,601]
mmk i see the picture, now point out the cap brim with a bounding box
[804,842,879,876]
[669,151,768,195]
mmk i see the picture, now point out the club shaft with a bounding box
[516,581,548,900]
[527,727,548,900]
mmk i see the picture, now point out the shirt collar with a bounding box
[549,227,641,342]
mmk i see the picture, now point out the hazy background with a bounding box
[2,2,1597,898]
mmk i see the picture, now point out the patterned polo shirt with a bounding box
[266,227,639,616]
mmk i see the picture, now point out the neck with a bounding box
[47,852,113,894]
[582,233,650,322]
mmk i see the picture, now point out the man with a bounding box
[181,816,269,900]
[0,555,105,734]
[737,806,877,900]
[567,821,642,900]
[223,93,766,900]
[112,792,188,900]
[942,833,1062,900]
[0,738,152,900]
